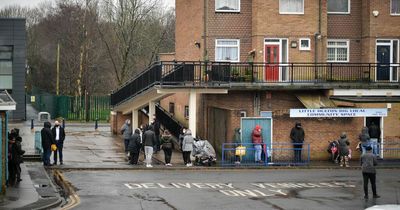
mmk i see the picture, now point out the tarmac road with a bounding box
[62,169,400,210]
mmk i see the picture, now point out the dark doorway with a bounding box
[208,107,227,155]
[365,117,381,129]
[376,45,391,80]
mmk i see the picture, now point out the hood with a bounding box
[361,127,369,135]
[340,132,347,139]
[134,129,140,134]
[295,122,302,127]
[148,125,154,131]
[44,121,51,129]
[185,129,192,135]
[254,125,261,130]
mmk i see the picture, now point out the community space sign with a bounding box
[290,108,388,118]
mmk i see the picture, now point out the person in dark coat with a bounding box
[128,129,142,165]
[15,135,24,182]
[361,146,380,199]
[51,121,66,165]
[152,116,161,152]
[143,125,157,167]
[290,122,305,162]
[7,135,25,186]
[41,122,55,166]
[368,122,381,156]
[161,130,174,166]
[338,132,350,167]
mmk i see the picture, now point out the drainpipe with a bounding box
[315,0,322,64]
[203,0,208,61]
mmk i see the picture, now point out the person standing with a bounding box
[252,125,263,163]
[120,119,132,157]
[179,127,187,163]
[361,146,380,199]
[182,129,194,167]
[338,132,350,167]
[41,122,55,166]
[7,135,24,186]
[143,125,157,167]
[359,127,370,155]
[128,129,142,165]
[52,121,66,165]
[152,116,161,152]
[368,122,381,156]
[290,122,305,163]
[161,130,174,166]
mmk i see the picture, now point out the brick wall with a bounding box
[110,112,131,135]
[251,0,327,63]
[160,92,189,128]
[202,90,393,160]
[206,0,253,62]
[175,0,204,61]
[327,0,362,62]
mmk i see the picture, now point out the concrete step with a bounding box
[23,154,42,162]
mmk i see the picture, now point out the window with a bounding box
[299,38,311,51]
[327,40,349,62]
[184,106,189,119]
[215,0,240,12]
[279,0,304,14]
[328,0,350,14]
[215,39,240,62]
[169,102,175,115]
[0,46,13,89]
[392,0,400,15]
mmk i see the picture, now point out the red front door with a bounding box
[265,45,280,81]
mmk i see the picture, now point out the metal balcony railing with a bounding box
[111,62,400,106]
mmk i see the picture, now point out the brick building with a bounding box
[111,0,400,161]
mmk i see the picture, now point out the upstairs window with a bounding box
[215,0,240,12]
[328,0,350,14]
[279,0,304,14]
[392,0,400,15]
[215,39,240,62]
[0,46,13,89]
[327,40,349,62]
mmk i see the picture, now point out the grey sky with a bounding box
[0,0,175,9]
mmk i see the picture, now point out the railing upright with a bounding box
[330,63,333,81]
[290,63,294,84]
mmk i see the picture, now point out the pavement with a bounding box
[1,104,399,209]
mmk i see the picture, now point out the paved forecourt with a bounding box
[62,169,400,210]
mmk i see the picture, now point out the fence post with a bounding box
[31,119,34,132]
[221,143,225,166]
[290,63,294,84]
[62,119,65,129]
[95,118,98,131]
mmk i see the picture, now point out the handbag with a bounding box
[235,145,246,156]
[162,142,172,149]
[51,144,57,151]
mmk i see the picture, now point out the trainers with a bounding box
[373,195,380,198]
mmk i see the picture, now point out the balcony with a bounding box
[111,62,400,107]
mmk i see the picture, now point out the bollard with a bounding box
[95,119,98,131]
[31,119,34,132]
[62,119,65,128]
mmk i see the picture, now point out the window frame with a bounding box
[299,38,311,51]
[215,0,241,13]
[327,39,350,63]
[391,0,400,16]
[0,45,13,90]
[215,39,240,62]
[327,0,351,14]
[184,106,189,119]
[169,102,175,115]
[279,0,305,15]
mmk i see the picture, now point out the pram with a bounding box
[192,139,217,166]
[327,140,339,163]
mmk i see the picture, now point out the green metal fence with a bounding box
[30,87,110,121]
